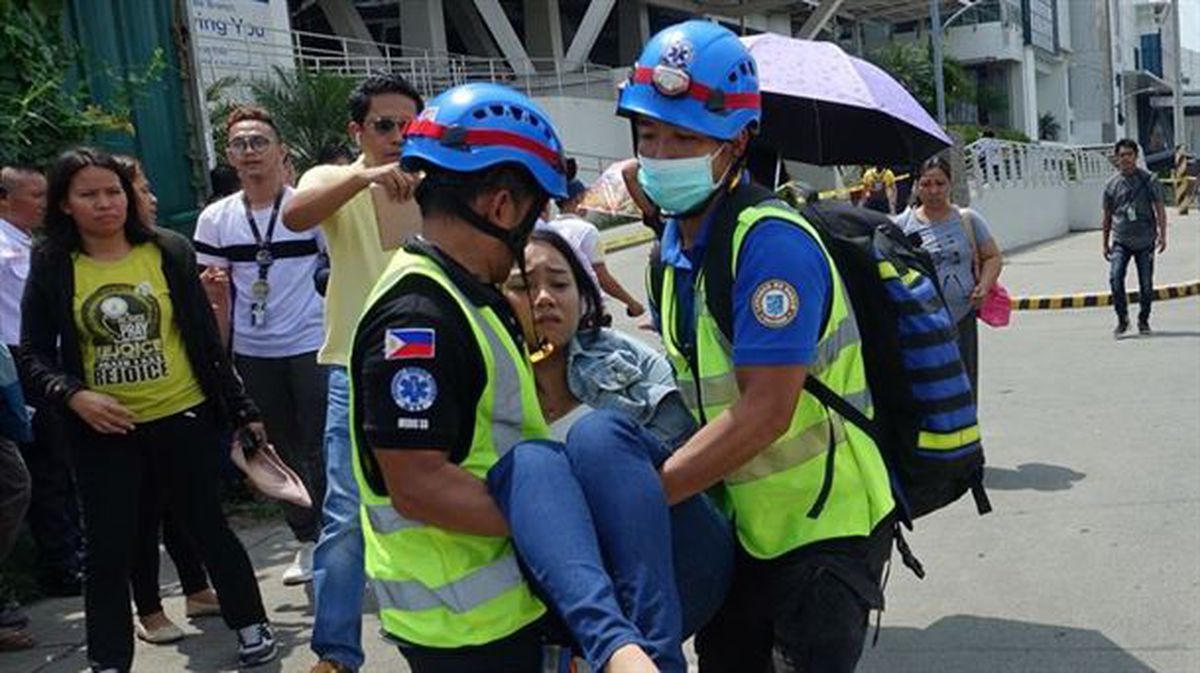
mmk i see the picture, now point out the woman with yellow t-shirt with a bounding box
[18,148,276,672]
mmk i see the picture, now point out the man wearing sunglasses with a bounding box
[281,73,424,673]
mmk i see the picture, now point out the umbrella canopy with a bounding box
[741,33,951,166]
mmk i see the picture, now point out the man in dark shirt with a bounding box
[1102,139,1168,336]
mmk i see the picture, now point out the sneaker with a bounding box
[135,611,184,644]
[237,623,277,667]
[1113,319,1129,338]
[282,542,315,586]
[310,661,354,673]
[1138,321,1152,335]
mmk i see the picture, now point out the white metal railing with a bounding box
[963,139,1113,188]
[194,23,615,100]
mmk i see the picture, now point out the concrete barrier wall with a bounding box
[970,179,1107,249]
[533,96,631,184]
[965,140,1111,249]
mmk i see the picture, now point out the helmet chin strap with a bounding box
[452,196,556,363]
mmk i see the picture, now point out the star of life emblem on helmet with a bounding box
[661,36,694,68]
[651,34,694,97]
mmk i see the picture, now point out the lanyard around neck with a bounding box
[243,190,284,250]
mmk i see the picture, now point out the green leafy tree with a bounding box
[247,66,357,173]
[0,0,161,167]
[1038,112,1061,141]
[866,41,976,116]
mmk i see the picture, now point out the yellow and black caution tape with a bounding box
[604,231,1199,312]
[1011,280,1200,310]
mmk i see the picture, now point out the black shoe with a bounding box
[1138,321,1151,335]
[237,623,277,667]
[1113,319,1129,338]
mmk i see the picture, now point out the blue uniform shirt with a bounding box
[660,211,831,367]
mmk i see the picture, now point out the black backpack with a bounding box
[648,184,990,571]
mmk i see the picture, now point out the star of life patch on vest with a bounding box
[752,279,799,328]
[391,367,438,412]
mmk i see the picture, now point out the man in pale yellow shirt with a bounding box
[860,165,897,215]
[282,73,423,673]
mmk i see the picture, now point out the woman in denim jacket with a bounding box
[485,229,733,672]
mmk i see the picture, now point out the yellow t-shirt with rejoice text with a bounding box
[297,156,422,366]
[73,243,206,422]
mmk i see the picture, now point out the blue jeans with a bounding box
[1109,242,1155,323]
[311,367,365,670]
[487,410,734,673]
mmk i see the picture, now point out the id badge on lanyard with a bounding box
[245,191,284,327]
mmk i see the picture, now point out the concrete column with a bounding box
[617,0,649,65]
[318,0,381,57]
[765,12,791,36]
[445,0,501,58]
[564,0,617,70]
[473,0,536,75]
[525,0,564,62]
[1021,47,1039,140]
[401,0,448,54]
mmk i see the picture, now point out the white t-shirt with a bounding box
[0,218,31,346]
[545,216,604,265]
[194,188,325,358]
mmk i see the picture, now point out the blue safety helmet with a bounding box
[401,83,568,199]
[617,20,761,141]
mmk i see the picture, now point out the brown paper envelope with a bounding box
[370,183,423,251]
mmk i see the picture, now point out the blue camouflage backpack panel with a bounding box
[876,251,984,518]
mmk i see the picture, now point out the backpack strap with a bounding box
[958,207,982,279]
[701,180,795,344]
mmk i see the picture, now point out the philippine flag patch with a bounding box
[384,328,436,360]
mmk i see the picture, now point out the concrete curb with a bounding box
[601,228,656,255]
[601,230,1200,312]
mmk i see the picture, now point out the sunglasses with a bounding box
[228,134,274,155]
[366,117,410,135]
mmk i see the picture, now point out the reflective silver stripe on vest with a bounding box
[727,415,845,484]
[365,504,423,535]
[724,385,871,485]
[678,371,739,411]
[370,552,524,613]
[426,276,526,458]
[679,371,870,418]
[840,387,873,416]
[809,315,862,378]
[472,311,525,456]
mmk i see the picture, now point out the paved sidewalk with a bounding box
[4,211,1197,673]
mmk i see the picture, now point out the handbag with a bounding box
[960,208,1011,328]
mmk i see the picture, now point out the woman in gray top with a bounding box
[896,156,1004,398]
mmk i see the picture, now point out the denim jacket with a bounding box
[567,328,696,447]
